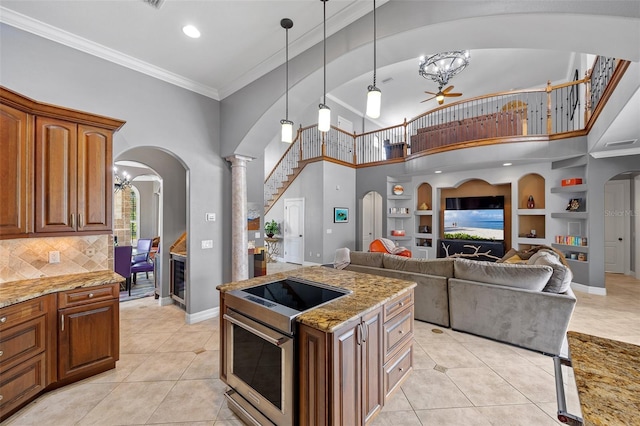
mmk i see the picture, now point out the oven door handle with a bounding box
[224,313,289,347]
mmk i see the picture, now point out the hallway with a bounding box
[5,270,639,425]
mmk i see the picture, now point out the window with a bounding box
[130,185,140,244]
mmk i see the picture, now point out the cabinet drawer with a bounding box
[383,342,413,402]
[58,283,118,308]
[0,352,46,415]
[383,305,413,362]
[0,298,47,332]
[383,291,413,322]
[0,315,46,373]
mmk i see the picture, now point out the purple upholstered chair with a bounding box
[114,245,133,295]
[131,238,154,285]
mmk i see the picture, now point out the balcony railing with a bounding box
[265,56,627,209]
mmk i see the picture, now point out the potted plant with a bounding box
[264,219,280,238]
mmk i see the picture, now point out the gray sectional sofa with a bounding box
[339,251,577,355]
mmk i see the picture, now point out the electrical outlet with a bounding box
[316,253,321,257]
[201,240,213,249]
[326,229,332,234]
[48,251,60,264]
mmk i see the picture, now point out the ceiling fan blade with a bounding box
[420,95,436,103]
[441,85,455,94]
[423,90,438,96]
[444,92,463,97]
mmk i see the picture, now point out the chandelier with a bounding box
[113,167,132,192]
[418,50,470,87]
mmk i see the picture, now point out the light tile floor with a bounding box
[5,267,639,425]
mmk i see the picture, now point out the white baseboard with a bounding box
[158,296,173,306]
[186,306,220,324]
[302,261,322,266]
[571,282,607,295]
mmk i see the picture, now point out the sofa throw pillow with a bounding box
[530,251,573,293]
[401,258,455,278]
[454,258,552,291]
[350,251,384,268]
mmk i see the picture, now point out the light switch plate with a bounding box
[201,240,213,249]
[206,213,216,222]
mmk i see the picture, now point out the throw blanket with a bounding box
[379,238,409,255]
[333,247,350,270]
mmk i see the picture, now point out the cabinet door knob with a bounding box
[0,350,4,357]
[0,395,3,401]
[89,293,94,298]
[399,302,404,307]
[399,368,404,372]
[398,330,403,334]
[0,316,6,323]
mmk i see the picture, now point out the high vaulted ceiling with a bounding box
[1,1,639,157]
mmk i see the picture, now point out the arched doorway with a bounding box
[115,147,188,307]
[361,191,383,251]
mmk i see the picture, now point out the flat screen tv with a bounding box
[444,196,504,241]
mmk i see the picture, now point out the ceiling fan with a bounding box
[421,85,463,105]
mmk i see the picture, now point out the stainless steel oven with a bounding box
[224,309,293,426]
[222,277,351,426]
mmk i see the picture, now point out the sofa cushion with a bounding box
[454,258,553,291]
[529,251,573,293]
[349,251,384,268]
[382,255,454,278]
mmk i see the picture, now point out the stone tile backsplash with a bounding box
[0,235,111,283]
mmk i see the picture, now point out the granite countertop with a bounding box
[0,270,125,308]
[567,331,640,425]
[217,266,416,333]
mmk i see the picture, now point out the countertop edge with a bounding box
[0,270,125,308]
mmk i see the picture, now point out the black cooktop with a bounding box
[242,278,349,312]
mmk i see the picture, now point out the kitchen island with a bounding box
[566,331,640,425]
[0,271,123,420]
[217,266,416,425]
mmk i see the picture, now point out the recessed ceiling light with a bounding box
[434,170,442,174]
[503,163,512,166]
[182,25,201,38]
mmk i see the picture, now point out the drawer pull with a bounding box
[398,330,403,334]
[0,395,3,401]
[399,368,404,372]
[0,316,6,323]
[89,293,94,298]
[0,350,3,357]
[399,302,404,307]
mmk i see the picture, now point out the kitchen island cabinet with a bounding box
[0,271,122,421]
[218,266,416,426]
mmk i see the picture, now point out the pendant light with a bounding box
[365,0,381,119]
[318,0,331,132]
[280,18,294,143]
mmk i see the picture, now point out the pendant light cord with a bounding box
[373,0,376,87]
[323,0,327,106]
[285,26,289,120]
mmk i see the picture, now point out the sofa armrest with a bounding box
[448,278,576,355]
[345,264,450,327]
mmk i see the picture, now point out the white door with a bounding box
[284,198,304,264]
[362,191,382,250]
[604,181,626,273]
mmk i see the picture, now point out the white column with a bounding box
[226,155,253,282]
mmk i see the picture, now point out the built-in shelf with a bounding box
[388,236,411,241]
[566,258,589,265]
[388,214,411,218]
[552,243,589,253]
[415,232,433,238]
[515,237,547,245]
[516,209,546,215]
[550,184,588,193]
[388,195,412,200]
[551,212,588,219]
[415,210,433,216]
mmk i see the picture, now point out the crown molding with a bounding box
[0,7,220,100]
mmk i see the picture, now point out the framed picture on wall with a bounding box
[334,207,349,223]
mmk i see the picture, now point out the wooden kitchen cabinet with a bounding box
[299,290,414,425]
[0,103,32,238]
[57,284,119,383]
[35,118,113,234]
[0,295,56,419]
[0,86,124,239]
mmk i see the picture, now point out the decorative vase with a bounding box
[527,195,535,209]
[266,233,274,238]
